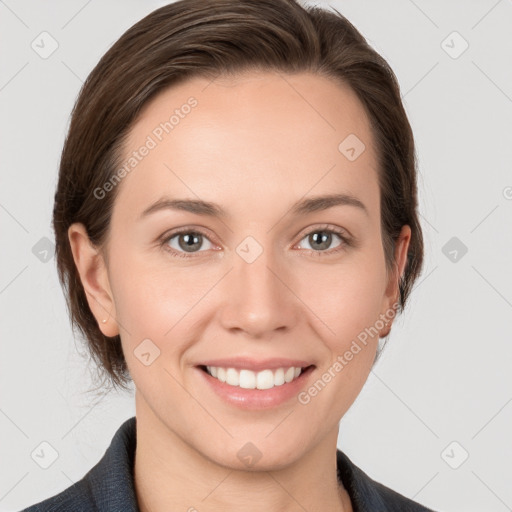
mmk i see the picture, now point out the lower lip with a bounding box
[195,366,315,410]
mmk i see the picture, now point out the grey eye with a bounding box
[167,232,214,253]
[298,230,343,251]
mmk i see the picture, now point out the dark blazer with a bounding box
[20,416,436,511]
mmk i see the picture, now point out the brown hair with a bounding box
[53,0,424,393]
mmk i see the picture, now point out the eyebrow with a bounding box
[139,193,368,220]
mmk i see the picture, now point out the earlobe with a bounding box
[68,223,119,337]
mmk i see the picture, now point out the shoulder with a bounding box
[19,417,139,512]
[336,449,437,512]
[19,479,95,512]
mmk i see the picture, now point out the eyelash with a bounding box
[159,224,353,260]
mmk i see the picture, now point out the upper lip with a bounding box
[196,357,315,372]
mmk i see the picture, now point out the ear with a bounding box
[379,224,411,337]
[68,223,119,337]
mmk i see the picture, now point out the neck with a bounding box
[133,404,352,512]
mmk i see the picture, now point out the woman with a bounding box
[22,0,435,510]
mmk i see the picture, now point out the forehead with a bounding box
[114,71,380,224]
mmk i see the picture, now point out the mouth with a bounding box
[197,364,315,390]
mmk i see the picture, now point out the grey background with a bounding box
[1,1,511,511]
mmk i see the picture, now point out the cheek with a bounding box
[110,271,190,388]
[302,256,387,340]
[292,269,384,429]
[108,239,180,322]
[299,261,386,403]
[106,245,172,346]
[108,249,217,353]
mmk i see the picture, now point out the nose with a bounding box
[218,241,299,338]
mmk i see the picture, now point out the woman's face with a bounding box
[74,71,410,469]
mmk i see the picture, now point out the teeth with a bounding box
[240,369,256,389]
[205,366,305,389]
[226,368,239,386]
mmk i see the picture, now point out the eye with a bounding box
[161,228,217,258]
[160,225,353,259]
[295,226,352,256]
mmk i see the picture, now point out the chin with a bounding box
[198,436,307,473]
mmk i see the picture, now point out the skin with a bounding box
[69,71,410,512]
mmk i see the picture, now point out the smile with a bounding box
[202,365,310,390]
